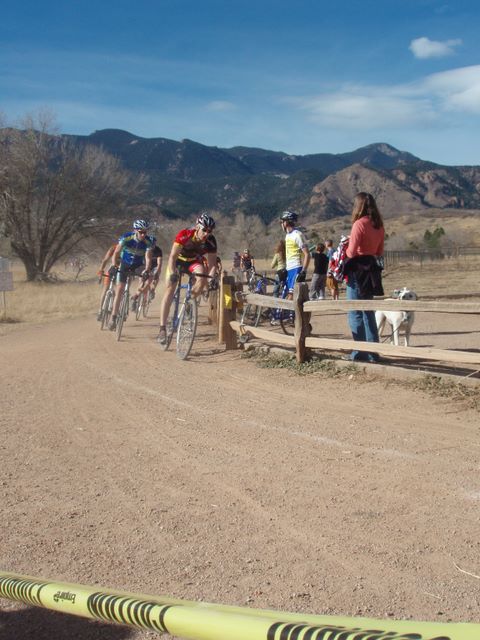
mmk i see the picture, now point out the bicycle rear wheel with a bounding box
[176,298,198,360]
[116,294,128,341]
[279,308,295,336]
[241,303,261,327]
[101,289,114,330]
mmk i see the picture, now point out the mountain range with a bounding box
[68,129,480,223]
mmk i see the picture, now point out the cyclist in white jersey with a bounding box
[280,210,310,293]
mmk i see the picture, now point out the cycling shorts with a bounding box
[287,266,303,292]
[175,258,205,275]
[117,262,142,284]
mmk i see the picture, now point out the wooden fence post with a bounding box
[294,282,311,363]
[218,275,237,350]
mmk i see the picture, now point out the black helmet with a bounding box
[196,212,216,231]
[280,210,298,224]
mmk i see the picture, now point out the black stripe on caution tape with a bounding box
[87,591,172,633]
[266,621,451,640]
[0,576,49,607]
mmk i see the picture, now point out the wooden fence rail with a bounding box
[224,282,480,368]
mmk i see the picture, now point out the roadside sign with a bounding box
[0,257,10,271]
[0,271,13,292]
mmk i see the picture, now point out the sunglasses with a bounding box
[136,230,147,235]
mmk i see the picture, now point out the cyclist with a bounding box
[280,210,310,294]
[158,213,217,345]
[108,219,154,330]
[240,249,255,282]
[131,243,163,309]
[96,242,119,321]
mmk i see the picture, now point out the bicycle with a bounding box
[160,270,212,360]
[271,279,296,336]
[116,269,148,341]
[135,284,151,320]
[240,271,276,327]
[99,269,117,331]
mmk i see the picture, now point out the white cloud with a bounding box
[425,65,480,113]
[409,36,462,59]
[288,65,480,129]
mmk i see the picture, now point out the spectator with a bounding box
[325,239,334,259]
[271,240,287,297]
[309,243,329,299]
[231,251,242,282]
[343,192,385,363]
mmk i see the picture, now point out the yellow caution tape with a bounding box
[0,571,479,640]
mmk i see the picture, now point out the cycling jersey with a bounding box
[174,228,217,262]
[285,228,308,270]
[118,232,155,268]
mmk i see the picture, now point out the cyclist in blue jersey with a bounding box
[108,219,155,330]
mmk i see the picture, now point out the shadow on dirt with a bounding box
[0,605,134,640]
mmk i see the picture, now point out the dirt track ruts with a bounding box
[1,307,479,639]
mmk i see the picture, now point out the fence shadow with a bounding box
[0,605,134,640]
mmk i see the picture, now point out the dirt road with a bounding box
[1,307,479,639]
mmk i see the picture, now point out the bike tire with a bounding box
[279,309,295,336]
[116,295,128,341]
[142,295,150,318]
[135,297,142,321]
[100,290,114,330]
[176,298,198,360]
[241,303,261,327]
[162,291,178,351]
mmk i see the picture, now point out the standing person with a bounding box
[108,220,154,330]
[231,251,242,282]
[96,242,119,321]
[343,192,385,363]
[309,243,329,300]
[280,210,310,294]
[271,240,287,297]
[157,213,217,345]
[325,239,334,259]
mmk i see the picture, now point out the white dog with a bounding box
[375,288,418,347]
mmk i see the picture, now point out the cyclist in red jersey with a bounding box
[158,213,217,345]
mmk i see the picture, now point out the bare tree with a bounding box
[0,113,145,281]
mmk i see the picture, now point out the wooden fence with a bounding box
[220,280,480,369]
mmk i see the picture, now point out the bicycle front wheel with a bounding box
[176,298,198,360]
[101,289,114,330]
[162,294,178,351]
[116,295,128,341]
[142,294,150,318]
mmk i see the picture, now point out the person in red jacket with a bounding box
[343,192,385,363]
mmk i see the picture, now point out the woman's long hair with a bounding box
[351,192,384,229]
[275,239,286,261]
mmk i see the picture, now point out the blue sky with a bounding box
[1,0,479,165]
